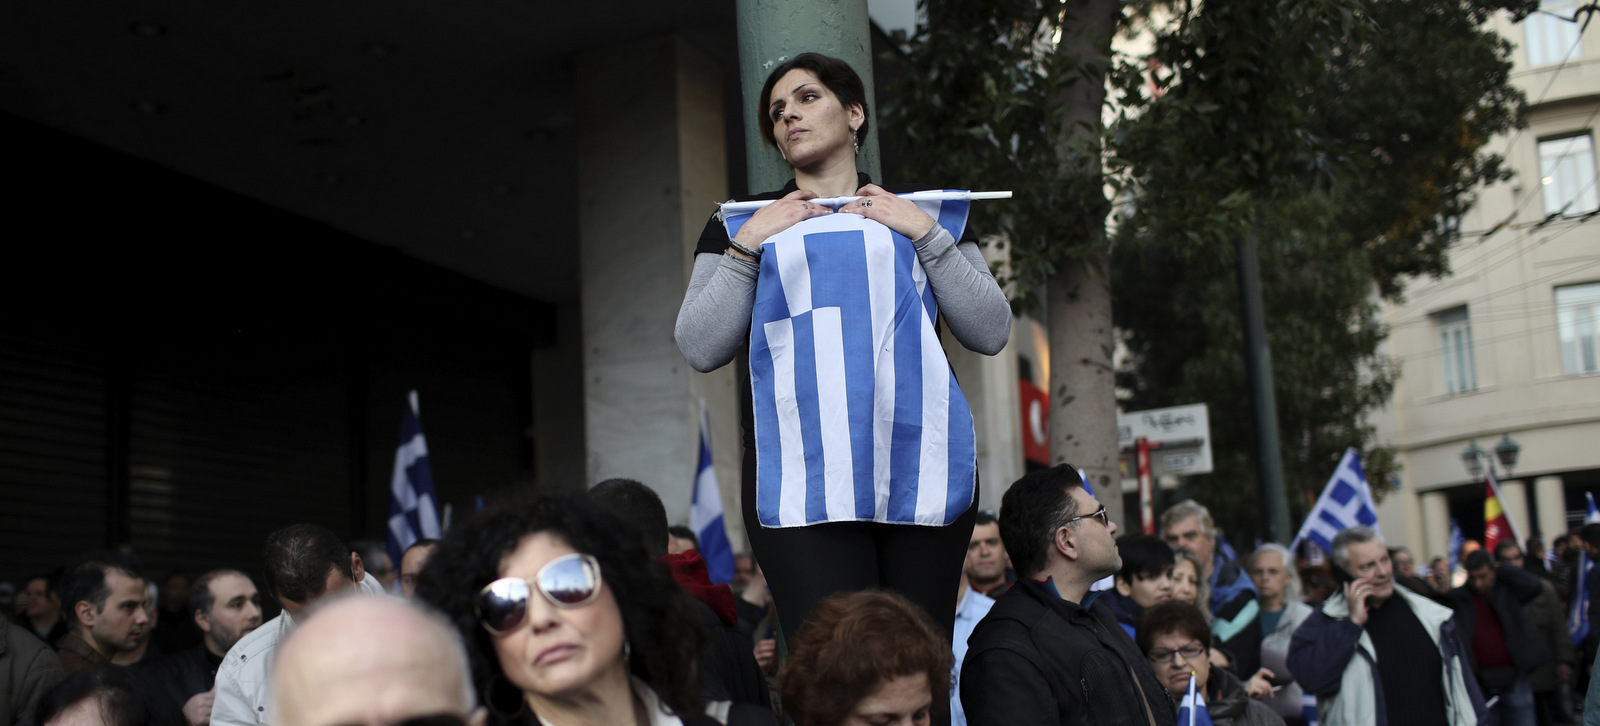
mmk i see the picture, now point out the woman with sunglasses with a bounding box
[1136,602,1284,726]
[416,494,775,726]
[675,51,1009,646]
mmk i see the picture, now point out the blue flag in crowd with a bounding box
[726,195,976,528]
[1290,448,1381,554]
[386,391,441,570]
[1178,672,1214,726]
[1570,493,1600,645]
[1448,519,1463,572]
[690,401,736,585]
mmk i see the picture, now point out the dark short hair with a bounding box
[262,524,352,604]
[1493,540,1521,561]
[1582,523,1600,549]
[668,526,700,552]
[1464,549,1494,572]
[27,571,61,599]
[999,464,1084,579]
[60,561,140,626]
[1116,534,1176,583]
[34,667,185,726]
[778,591,951,726]
[187,569,250,617]
[350,540,389,570]
[1136,601,1213,655]
[974,510,999,528]
[588,478,670,559]
[757,52,870,151]
[403,538,440,559]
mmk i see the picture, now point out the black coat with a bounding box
[961,579,1176,726]
[1445,564,1552,677]
[139,645,218,710]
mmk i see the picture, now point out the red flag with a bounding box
[1484,480,1514,555]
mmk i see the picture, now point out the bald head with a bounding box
[272,595,482,726]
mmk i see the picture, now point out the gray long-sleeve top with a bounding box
[675,222,1011,372]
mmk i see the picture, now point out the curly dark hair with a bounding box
[415,492,705,722]
[757,52,870,151]
[778,590,951,726]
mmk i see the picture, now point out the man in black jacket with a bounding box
[961,464,1176,726]
[142,569,263,726]
[1447,549,1549,726]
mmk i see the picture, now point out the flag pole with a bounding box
[718,190,1013,216]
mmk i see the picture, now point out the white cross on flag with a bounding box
[1290,447,1381,554]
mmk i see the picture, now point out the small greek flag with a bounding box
[1448,519,1463,571]
[690,401,736,584]
[1178,672,1214,726]
[1570,493,1600,645]
[725,195,976,528]
[386,391,441,568]
[1290,448,1381,555]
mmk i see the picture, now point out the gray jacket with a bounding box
[1259,600,1313,722]
[0,617,65,726]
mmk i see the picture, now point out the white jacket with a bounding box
[211,611,293,726]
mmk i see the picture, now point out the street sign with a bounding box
[1117,403,1213,477]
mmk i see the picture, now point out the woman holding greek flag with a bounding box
[675,52,1011,644]
[1138,601,1284,726]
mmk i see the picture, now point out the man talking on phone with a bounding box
[1287,527,1487,726]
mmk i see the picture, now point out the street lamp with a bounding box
[1460,434,1522,479]
[1461,441,1486,479]
[1495,433,1521,474]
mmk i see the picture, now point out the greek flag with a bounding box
[690,401,736,584]
[1178,672,1214,726]
[386,390,441,568]
[724,194,976,528]
[1290,448,1381,555]
[1570,493,1600,646]
[1448,519,1463,571]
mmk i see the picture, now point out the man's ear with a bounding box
[350,552,367,582]
[74,601,96,629]
[1055,526,1078,563]
[194,608,212,634]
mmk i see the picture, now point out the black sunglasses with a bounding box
[475,553,602,635]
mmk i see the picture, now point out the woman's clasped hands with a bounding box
[729,185,941,261]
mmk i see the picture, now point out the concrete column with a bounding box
[1500,478,1532,546]
[1536,475,1567,542]
[575,37,742,541]
[943,331,1022,513]
[1421,490,1451,562]
[735,0,879,192]
[533,304,586,493]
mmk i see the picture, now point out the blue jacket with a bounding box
[1288,583,1486,726]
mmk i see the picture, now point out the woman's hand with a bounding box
[1243,668,1275,699]
[754,638,778,676]
[837,183,938,240]
[730,189,833,257]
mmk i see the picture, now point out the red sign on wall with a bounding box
[1019,380,1049,465]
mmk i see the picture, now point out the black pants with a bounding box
[740,444,977,645]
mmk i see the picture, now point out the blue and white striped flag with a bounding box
[1570,493,1600,645]
[1178,672,1214,726]
[690,401,736,584]
[386,391,441,569]
[1448,518,1463,571]
[725,194,976,528]
[1290,448,1381,555]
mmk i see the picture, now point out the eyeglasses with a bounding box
[1147,643,1207,666]
[1064,504,1110,529]
[475,553,602,635]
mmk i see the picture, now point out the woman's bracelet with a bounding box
[729,239,762,260]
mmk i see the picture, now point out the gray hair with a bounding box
[1159,499,1215,540]
[1247,543,1302,603]
[1330,527,1383,571]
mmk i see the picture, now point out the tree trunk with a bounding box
[1049,0,1122,527]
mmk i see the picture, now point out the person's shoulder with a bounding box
[1,616,48,657]
[221,614,284,668]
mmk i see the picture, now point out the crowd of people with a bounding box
[7,464,1600,726]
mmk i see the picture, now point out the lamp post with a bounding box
[1461,434,1521,481]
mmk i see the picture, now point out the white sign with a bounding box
[1117,403,1213,476]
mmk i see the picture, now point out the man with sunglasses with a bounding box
[213,524,364,726]
[960,464,1176,726]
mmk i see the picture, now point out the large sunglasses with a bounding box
[475,553,602,635]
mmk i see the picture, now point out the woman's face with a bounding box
[767,68,863,171]
[1146,629,1210,698]
[490,533,626,700]
[1170,559,1199,606]
[844,673,932,726]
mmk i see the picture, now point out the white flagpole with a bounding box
[718,190,1012,216]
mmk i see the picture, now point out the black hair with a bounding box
[974,510,999,528]
[187,569,251,617]
[1116,534,1176,583]
[262,524,352,605]
[1493,540,1521,561]
[1581,523,1600,550]
[27,570,61,598]
[1136,601,1213,656]
[588,478,670,560]
[999,464,1084,579]
[350,539,390,571]
[403,538,440,559]
[668,526,700,552]
[35,667,185,726]
[60,561,140,627]
[416,492,705,720]
[1463,549,1494,571]
[757,52,870,151]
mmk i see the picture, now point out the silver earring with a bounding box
[624,640,633,662]
[853,137,860,155]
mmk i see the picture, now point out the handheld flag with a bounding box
[1178,672,1214,726]
[690,401,737,584]
[1570,493,1600,645]
[386,391,441,570]
[1448,519,1463,572]
[736,195,977,528]
[1290,448,1381,555]
[1483,470,1521,555]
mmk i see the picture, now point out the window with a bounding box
[1527,0,1583,67]
[1539,135,1600,217]
[1558,282,1600,374]
[1437,307,1477,394]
